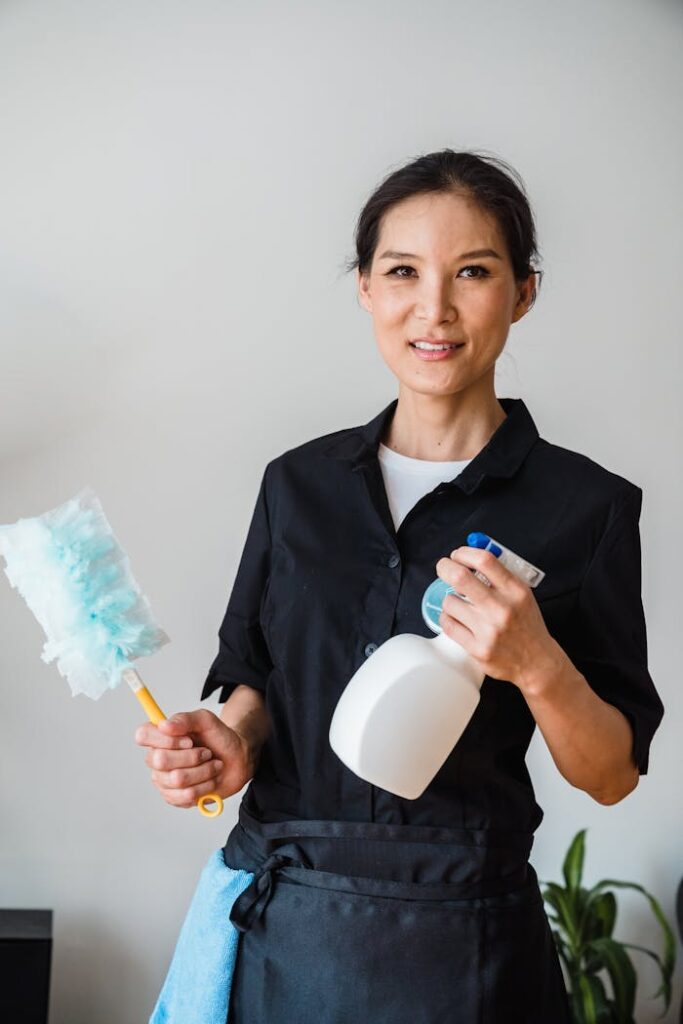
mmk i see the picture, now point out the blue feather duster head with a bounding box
[0,486,170,699]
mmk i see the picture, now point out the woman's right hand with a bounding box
[134,709,255,808]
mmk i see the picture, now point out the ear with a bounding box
[357,267,373,313]
[511,272,536,323]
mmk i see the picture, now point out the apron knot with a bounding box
[229,851,304,933]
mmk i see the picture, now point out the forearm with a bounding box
[518,639,640,804]
[219,684,271,771]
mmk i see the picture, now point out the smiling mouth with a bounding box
[408,341,465,351]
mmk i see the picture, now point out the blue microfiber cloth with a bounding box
[150,849,254,1024]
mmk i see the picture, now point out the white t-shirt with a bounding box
[377,442,473,531]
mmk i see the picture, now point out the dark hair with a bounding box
[343,148,543,309]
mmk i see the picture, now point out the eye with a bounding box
[385,264,490,279]
[386,264,415,278]
[459,264,489,279]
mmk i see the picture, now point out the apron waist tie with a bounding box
[229,850,311,933]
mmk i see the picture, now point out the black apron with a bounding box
[223,804,571,1023]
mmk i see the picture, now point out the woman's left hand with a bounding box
[435,545,561,691]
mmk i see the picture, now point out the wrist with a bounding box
[515,638,572,700]
[231,718,266,772]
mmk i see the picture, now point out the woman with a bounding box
[136,150,664,1022]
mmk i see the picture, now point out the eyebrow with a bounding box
[378,248,503,261]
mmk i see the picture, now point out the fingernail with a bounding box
[179,738,193,749]
[214,760,223,769]
[201,749,211,760]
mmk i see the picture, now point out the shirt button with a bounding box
[364,643,378,657]
[387,554,400,568]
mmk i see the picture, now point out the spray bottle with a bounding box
[329,532,545,799]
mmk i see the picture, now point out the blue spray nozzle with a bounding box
[467,531,489,548]
[467,531,502,557]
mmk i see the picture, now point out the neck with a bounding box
[381,384,507,462]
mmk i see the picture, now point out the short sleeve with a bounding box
[200,464,274,703]
[565,484,664,774]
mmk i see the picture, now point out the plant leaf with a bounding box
[543,882,580,952]
[575,972,612,1024]
[585,879,675,1012]
[587,937,636,1019]
[584,948,603,975]
[584,891,617,942]
[621,943,670,1006]
[563,829,587,892]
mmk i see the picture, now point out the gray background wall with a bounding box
[1,1,681,1021]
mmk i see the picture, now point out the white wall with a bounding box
[1,1,681,1021]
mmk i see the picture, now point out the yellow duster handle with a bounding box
[122,668,223,818]
[134,685,166,725]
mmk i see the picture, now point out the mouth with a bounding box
[408,340,465,361]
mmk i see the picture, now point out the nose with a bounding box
[414,275,458,323]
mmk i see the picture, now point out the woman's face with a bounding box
[357,190,535,398]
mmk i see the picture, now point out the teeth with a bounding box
[412,342,458,351]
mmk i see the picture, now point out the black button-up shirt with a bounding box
[201,396,664,832]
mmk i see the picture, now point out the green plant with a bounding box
[542,829,676,1024]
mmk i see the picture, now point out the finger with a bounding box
[436,555,498,605]
[151,759,223,792]
[441,590,478,630]
[145,746,214,772]
[159,777,226,810]
[159,710,217,738]
[439,609,475,649]
[135,723,194,750]
[448,546,517,592]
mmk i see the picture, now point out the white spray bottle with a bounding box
[329,532,545,800]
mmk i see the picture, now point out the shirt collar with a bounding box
[321,396,540,495]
